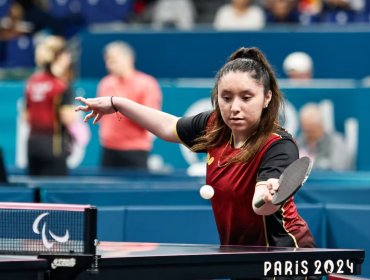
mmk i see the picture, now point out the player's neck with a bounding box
[232,133,255,149]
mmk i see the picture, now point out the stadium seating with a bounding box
[0,0,12,18]
[3,36,35,68]
[49,0,81,18]
[80,0,134,24]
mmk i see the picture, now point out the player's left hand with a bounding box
[75,96,116,124]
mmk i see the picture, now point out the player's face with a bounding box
[217,71,271,143]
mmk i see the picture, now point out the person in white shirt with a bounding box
[152,0,196,30]
[213,0,266,30]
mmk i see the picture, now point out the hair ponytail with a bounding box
[228,47,261,62]
[229,47,275,87]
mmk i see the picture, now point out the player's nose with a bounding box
[230,99,242,112]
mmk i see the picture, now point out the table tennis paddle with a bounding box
[254,156,312,208]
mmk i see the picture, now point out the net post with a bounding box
[83,206,97,255]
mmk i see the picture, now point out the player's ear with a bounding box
[264,90,272,108]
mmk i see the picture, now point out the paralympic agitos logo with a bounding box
[32,212,70,249]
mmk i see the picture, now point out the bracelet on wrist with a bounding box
[110,96,118,112]
[110,96,121,121]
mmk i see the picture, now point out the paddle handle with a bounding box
[254,197,266,208]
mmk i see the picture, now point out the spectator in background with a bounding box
[263,0,301,23]
[97,41,162,170]
[14,0,85,38]
[0,1,33,40]
[213,0,266,30]
[131,0,157,24]
[151,0,196,29]
[297,0,323,24]
[296,103,351,171]
[0,1,34,79]
[321,0,366,24]
[24,35,89,176]
[283,51,313,80]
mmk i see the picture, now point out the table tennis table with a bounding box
[0,241,365,280]
[0,202,365,279]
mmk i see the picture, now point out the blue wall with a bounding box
[79,28,370,79]
[1,80,370,170]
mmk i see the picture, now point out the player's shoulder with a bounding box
[275,126,295,142]
[179,110,213,128]
[264,127,299,163]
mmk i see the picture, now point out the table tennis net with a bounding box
[0,203,97,255]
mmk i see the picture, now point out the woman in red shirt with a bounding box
[25,35,88,175]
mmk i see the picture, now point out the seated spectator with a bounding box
[283,51,313,80]
[151,0,196,29]
[297,0,322,25]
[192,0,227,25]
[131,0,157,24]
[213,0,266,30]
[263,0,301,23]
[321,0,366,24]
[0,1,34,79]
[15,0,85,38]
[80,0,134,27]
[0,1,33,41]
[296,103,351,171]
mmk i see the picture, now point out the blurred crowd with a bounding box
[1,0,370,36]
[1,0,369,78]
[0,0,363,175]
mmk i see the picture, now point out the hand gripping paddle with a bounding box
[254,156,313,208]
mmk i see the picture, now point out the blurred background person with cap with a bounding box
[283,51,314,80]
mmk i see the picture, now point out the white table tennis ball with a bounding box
[200,185,214,200]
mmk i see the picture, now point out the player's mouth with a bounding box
[229,118,244,124]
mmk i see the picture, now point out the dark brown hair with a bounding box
[191,47,284,164]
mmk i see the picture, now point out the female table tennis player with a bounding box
[75,47,318,262]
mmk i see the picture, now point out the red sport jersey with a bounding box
[25,71,71,135]
[176,111,316,248]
